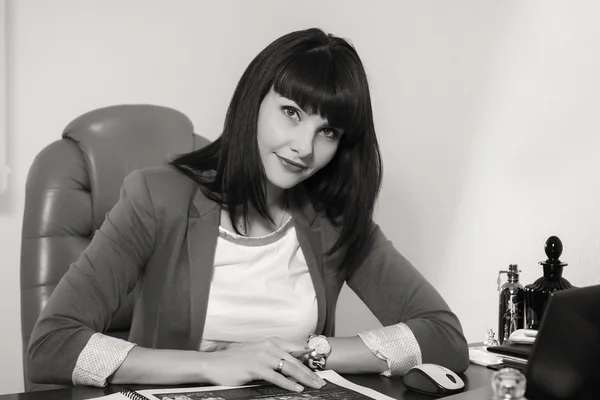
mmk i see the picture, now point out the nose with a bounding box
[289,129,314,159]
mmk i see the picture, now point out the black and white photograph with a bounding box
[0,1,599,400]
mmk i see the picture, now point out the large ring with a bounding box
[276,358,286,373]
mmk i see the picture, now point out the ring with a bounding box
[276,358,286,373]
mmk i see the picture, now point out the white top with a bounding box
[199,218,318,351]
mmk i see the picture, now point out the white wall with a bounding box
[1,0,600,394]
[0,0,8,199]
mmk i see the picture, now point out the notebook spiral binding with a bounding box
[120,387,151,400]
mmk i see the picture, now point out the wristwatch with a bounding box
[305,334,332,371]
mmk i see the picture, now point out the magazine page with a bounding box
[134,370,395,400]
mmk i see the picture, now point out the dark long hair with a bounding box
[171,28,382,260]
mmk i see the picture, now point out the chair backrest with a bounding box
[20,104,209,391]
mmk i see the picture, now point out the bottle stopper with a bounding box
[540,236,568,267]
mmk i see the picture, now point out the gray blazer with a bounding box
[27,166,469,385]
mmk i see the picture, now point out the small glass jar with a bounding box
[491,368,527,399]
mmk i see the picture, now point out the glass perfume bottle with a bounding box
[491,368,527,399]
[483,328,499,346]
[524,236,574,330]
[497,264,524,344]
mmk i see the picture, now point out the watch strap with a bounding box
[307,354,327,371]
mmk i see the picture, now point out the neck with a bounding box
[235,183,287,236]
[265,182,285,209]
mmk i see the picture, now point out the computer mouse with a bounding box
[403,363,465,397]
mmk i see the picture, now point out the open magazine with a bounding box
[97,370,395,400]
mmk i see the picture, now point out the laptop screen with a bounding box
[525,284,600,400]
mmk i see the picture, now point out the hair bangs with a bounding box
[273,50,367,142]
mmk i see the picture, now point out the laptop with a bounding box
[523,284,600,400]
[485,285,600,399]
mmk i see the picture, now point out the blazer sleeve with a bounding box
[345,222,470,373]
[27,170,156,385]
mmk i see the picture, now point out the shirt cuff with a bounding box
[358,323,422,377]
[72,332,136,387]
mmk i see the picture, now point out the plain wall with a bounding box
[0,0,7,195]
[1,0,600,394]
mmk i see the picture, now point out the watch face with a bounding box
[307,336,331,356]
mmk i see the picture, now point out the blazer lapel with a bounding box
[187,188,220,348]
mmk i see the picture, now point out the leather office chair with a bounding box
[20,104,209,391]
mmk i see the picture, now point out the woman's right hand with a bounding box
[202,337,326,392]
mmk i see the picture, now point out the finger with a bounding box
[280,352,317,378]
[289,348,313,359]
[272,353,325,389]
[261,338,318,378]
[265,338,313,365]
[260,368,305,393]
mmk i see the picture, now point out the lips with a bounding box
[276,154,308,172]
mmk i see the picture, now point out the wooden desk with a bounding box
[0,365,494,400]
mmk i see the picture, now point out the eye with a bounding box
[282,106,300,121]
[321,127,339,140]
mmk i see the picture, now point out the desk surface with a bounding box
[0,365,494,400]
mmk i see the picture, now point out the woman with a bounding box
[27,28,469,393]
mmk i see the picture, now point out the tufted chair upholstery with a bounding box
[20,104,209,391]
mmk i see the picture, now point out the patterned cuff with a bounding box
[358,323,422,377]
[72,333,136,387]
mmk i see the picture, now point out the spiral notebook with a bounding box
[109,388,149,400]
[93,370,394,399]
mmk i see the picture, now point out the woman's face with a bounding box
[256,87,343,190]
